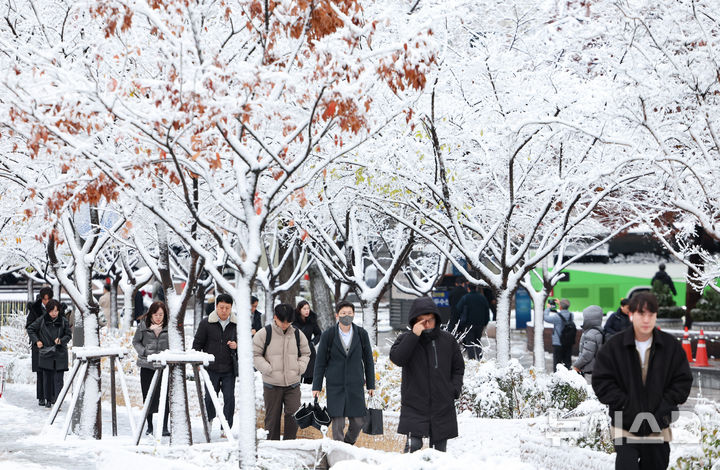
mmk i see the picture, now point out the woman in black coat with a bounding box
[26,299,71,407]
[132,301,170,436]
[292,300,322,384]
[390,297,465,452]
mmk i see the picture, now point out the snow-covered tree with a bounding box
[0,0,436,464]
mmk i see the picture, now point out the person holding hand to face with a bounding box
[390,297,465,453]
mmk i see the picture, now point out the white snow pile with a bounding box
[147,350,215,366]
[73,346,129,358]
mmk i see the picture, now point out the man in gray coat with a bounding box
[312,301,375,444]
[573,305,604,377]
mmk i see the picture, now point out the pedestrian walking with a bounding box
[293,300,322,384]
[252,304,310,440]
[312,301,375,444]
[26,299,71,407]
[26,287,53,406]
[98,284,111,328]
[389,296,465,452]
[592,292,692,470]
[544,298,575,371]
[192,293,238,434]
[132,301,170,436]
[604,298,631,338]
[250,295,263,335]
[455,284,490,359]
[651,263,677,296]
[572,305,604,378]
[447,277,468,331]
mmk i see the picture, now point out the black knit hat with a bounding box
[408,296,441,326]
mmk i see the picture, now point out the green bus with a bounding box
[531,262,686,313]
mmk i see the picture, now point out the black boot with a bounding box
[39,398,46,407]
[145,416,153,435]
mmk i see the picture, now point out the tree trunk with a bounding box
[360,298,378,347]
[194,281,207,333]
[277,243,300,306]
[232,281,257,469]
[264,291,274,325]
[110,276,120,329]
[532,292,548,371]
[308,263,335,330]
[495,289,513,366]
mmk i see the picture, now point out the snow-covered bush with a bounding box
[457,360,594,419]
[373,352,402,412]
[0,312,30,354]
[671,401,720,469]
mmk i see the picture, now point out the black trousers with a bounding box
[41,368,63,404]
[615,439,670,470]
[36,369,45,400]
[140,367,169,431]
[205,370,235,428]
[552,345,572,371]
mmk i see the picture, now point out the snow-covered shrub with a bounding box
[671,401,720,469]
[0,312,30,354]
[456,360,595,419]
[374,352,402,412]
[548,365,591,411]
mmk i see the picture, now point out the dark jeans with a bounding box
[36,369,45,400]
[404,434,447,453]
[463,325,485,360]
[553,345,572,371]
[205,370,236,428]
[263,383,301,440]
[615,439,670,470]
[41,368,63,404]
[140,367,169,432]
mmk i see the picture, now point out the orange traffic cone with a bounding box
[695,329,710,367]
[682,327,693,362]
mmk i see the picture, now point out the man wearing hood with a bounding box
[312,301,375,444]
[192,293,238,432]
[389,296,465,453]
[573,305,605,377]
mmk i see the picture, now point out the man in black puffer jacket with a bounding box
[390,296,465,453]
[592,292,692,470]
[192,293,238,430]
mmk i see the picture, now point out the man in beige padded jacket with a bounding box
[253,303,311,440]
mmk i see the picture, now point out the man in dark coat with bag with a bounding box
[390,296,465,453]
[592,292,692,470]
[312,301,375,444]
[26,287,54,406]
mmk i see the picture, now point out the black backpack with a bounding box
[558,312,577,348]
[263,324,301,357]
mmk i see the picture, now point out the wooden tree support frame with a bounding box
[132,360,234,446]
[47,351,136,440]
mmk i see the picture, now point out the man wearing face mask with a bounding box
[312,301,375,444]
[390,296,465,453]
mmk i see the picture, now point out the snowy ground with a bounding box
[1,307,715,469]
[0,381,615,470]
